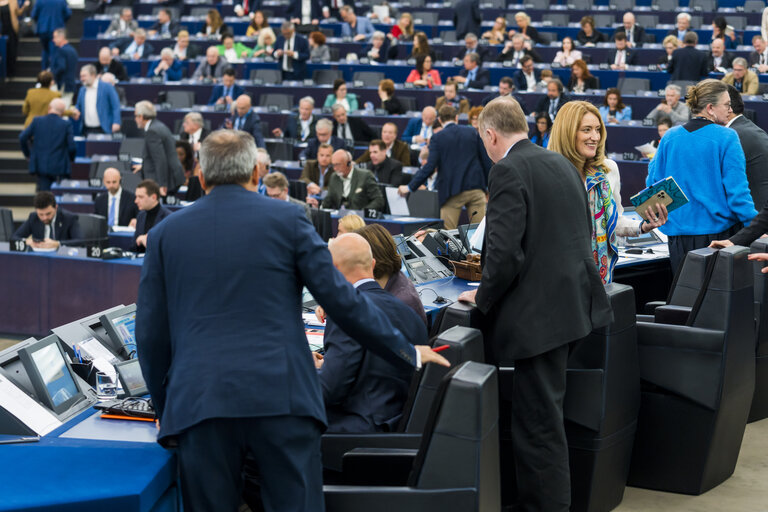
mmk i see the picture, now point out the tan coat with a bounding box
[723,69,760,96]
[22,87,62,127]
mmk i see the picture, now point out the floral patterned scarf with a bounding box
[585,166,618,284]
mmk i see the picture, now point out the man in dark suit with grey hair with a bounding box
[132,100,185,196]
[459,96,612,512]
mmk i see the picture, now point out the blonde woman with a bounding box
[390,12,414,41]
[658,35,679,69]
[337,214,365,234]
[508,11,544,45]
[482,17,507,45]
[549,101,667,282]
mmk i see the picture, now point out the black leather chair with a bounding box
[628,246,755,494]
[749,239,768,422]
[324,361,500,512]
[565,283,640,512]
[0,207,14,242]
[321,326,485,472]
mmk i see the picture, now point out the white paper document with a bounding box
[302,312,325,327]
[386,187,410,216]
[0,374,62,436]
[470,217,485,252]
[78,337,119,365]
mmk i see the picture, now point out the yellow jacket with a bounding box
[22,88,62,127]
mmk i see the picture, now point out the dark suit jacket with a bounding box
[729,115,768,212]
[333,117,377,144]
[322,167,385,211]
[51,43,78,92]
[475,139,612,363]
[142,120,185,191]
[299,159,333,188]
[496,48,542,64]
[605,48,638,66]
[32,0,70,35]
[320,280,424,433]
[567,74,600,91]
[147,59,184,81]
[355,139,411,166]
[302,135,346,160]
[614,25,646,47]
[183,43,202,60]
[286,0,323,21]
[179,127,211,144]
[149,19,180,37]
[453,0,481,40]
[207,83,246,105]
[133,205,171,250]
[225,110,266,148]
[731,204,768,246]
[12,209,82,242]
[94,189,138,227]
[136,184,420,442]
[707,51,734,72]
[19,113,76,177]
[535,93,572,120]
[668,46,709,81]
[118,39,155,60]
[460,66,491,89]
[96,59,129,82]
[456,45,492,64]
[749,50,768,67]
[283,114,317,141]
[372,158,406,186]
[512,69,541,92]
[407,123,492,206]
[273,33,310,80]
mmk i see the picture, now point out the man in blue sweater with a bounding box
[50,28,78,102]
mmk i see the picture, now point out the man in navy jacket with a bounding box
[272,22,310,81]
[19,98,76,191]
[207,68,245,105]
[12,191,82,248]
[136,130,447,510]
[32,0,70,69]
[319,233,426,433]
[399,105,492,229]
[50,29,78,97]
[222,94,266,148]
[71,65,121,135]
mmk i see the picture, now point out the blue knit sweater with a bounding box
[647,119,757,236]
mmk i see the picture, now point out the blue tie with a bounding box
[108,196,116,226]
[226,86,231,99]
[468,69,476,83]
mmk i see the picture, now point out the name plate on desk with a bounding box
[86,245,103,259]
[9,240,26,252]
[89,178,102,187]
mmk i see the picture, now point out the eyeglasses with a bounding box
[718,102,733,111]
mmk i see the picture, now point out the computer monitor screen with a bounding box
[393,234,412,257]
[457,223,480,254]
[18,336,85,414]
[99,305,137,359]
[115,359,148,397]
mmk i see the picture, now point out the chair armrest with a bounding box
[339,448,418,486]
[644,300,667,315]
[654,305,692,325]
[636,314,655,323]
[324,486,477,512]
[321,433,422,472]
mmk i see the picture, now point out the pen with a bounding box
[432,344,450,353]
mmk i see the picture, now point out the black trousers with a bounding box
[83,126,105,135]
[175,415,324,512]
[509,343,570,512]
[668,223,742,275]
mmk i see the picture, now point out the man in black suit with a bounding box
[458,96,612,512]
[615,11,645,48]
[496,34,543,65]
[133,101,186,196]
[287,0,323,24]
[94,168,138,228]
[606,32,638,70]
[482,77,516,106]
[453,53,490,90]
[535,79,571,121]
[749,35,768,73]
[271,22,310,81]
[301,118,346,160]
[332,104,376,144]
[273,96,317,141]
[708,38,734,73]
[148,8,180,37]
[178,112,210,152]
[367,139,406,186]
[222,95,266,148]
[726,85,768,211]
[455,33,491,64]
[96,46,128,82]
[322,149,385,211]
[12,191,82,248]
[453,0,481,40]
[263,171,312,221]
[668,31,709,81]
[512,56,541,92]
[318,233,425,432]
[133,179,171,252]
[399,105,492,229]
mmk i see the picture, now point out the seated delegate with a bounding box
[12,191,82,249]
[133,179,171,252]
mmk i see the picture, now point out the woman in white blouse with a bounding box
[553,37,582,67]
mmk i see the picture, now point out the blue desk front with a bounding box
[1,408,177,512]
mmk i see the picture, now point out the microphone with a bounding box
[468,210,479,225]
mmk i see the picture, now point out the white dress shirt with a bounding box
[337,122,353,141]
[340,167,354,198]
[189,127,203,146]
[44,216,56,240]
[614,49,626,66]
[224,48,239,62]
[523,71,536,91]
[299,115,313,140]
[84,80,100,128]
[301,0,312,24]
[283,34,295,72]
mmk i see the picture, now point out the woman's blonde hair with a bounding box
[686,78,728,115]
[258,27,276,47]
[548,100,607,175]
[400,13,414,36]
[338,214,365,234]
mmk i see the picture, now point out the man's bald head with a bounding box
[329,233,374,283]
[422,106,437,127]
[48,98,66,116]
[235,94,252,117]
[102,168,122,194]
